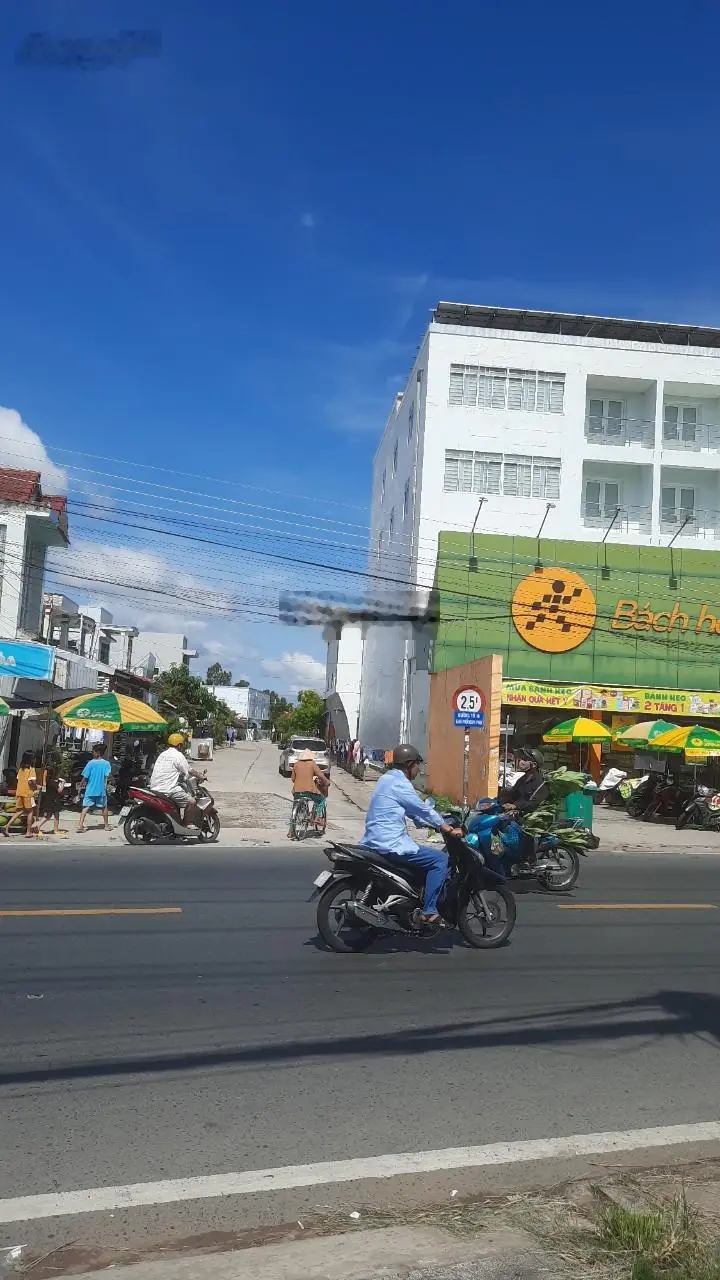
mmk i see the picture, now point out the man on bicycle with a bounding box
[288,749,329,839]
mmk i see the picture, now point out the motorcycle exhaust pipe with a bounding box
[349,903,406,933]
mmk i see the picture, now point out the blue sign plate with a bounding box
[454,710,485,728]
[0,639,54,681]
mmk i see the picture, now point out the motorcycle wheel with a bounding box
[626,799,646,819]
[317,879,380,953]
[197,811,220,843]
[458,886,516,948]
[123,813,171,845]
[676,805,695,831]
[538,846,580,892]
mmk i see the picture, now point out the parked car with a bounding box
[279,736,330,778]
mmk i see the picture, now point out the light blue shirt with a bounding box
[362,769,445,856]
[82,757,111,799]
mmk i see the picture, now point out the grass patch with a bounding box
[596,1194,720,1277]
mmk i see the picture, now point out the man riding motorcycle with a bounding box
[499,747,549,814]
[362,744,462,924]
[149,733,204,828]
[486,745,550,865]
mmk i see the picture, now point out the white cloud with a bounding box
[48,538,234,624]
[0,406,67,492]
[261,650,325,695]
[300,212,315,228]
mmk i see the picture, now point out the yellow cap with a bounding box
[168,732,186,747]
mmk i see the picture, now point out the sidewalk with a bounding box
[0,743,367,850]
[16,1159,720,1278]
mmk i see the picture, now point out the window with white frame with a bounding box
[503,455,532,497]
[443,450,560,499]
[380,468,386,502]
[664,404,698,444]
[376,530,384,562]
[392,441,398,476]
[532,458,561,499]
[588,398,624,436]
[389,508,395,539]
[584,479,621,520]
[449,364,565,413]
[443,449,501,495]
[661,485,695,524]
[403,478,411,520]
[407,401,415,442]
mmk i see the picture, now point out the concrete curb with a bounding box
[56,1225,544,1280]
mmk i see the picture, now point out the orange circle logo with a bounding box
[511,567,596,653]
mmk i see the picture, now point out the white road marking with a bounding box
[3,1122,720,1222]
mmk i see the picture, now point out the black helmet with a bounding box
[517,746,543,768]
[392,743,424,767]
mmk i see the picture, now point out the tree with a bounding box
[286,689,325,737]
[206,662,231,686]
[263,689,293,738]
[158,665,234,744]
[234,678,250,687]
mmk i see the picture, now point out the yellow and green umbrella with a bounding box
[543,716,613,745]
[0,697,9,717]
[613,719,677,748]
[55,691,167,734]
[648,723,720,758]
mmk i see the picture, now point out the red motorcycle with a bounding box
[120,776,220,844]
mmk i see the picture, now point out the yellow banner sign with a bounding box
[501,680,720,718]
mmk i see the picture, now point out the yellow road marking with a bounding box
[0,907,182,918]
[558,903,717,911]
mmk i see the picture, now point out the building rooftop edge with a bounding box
[432,302,720,349]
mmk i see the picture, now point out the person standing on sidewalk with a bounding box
[3,751,39,838]
[78,744,112,833]
[34,760,69,838]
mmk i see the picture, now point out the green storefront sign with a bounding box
[433,533,720,693]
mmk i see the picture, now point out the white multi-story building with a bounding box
[133,631,198,676]
[330,303,720,750]
[204,684,270,727]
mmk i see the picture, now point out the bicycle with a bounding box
[290,792,327,840]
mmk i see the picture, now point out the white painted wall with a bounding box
[355,314,720,751]
[134,632,196,675]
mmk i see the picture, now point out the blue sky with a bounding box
[0,0,718,692]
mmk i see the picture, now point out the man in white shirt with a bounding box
[150,733,201,826]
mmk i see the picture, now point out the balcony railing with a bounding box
[582,503,652,534]
[659,507,719,538]
[661,420,719,452]
[585,413,655,447]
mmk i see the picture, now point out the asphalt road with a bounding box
[2,845,720,1258]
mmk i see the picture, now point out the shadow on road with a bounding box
[1,988,719,1087]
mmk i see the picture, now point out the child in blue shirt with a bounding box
[78,743,112,833]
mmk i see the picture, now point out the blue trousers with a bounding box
[388,845,449,914]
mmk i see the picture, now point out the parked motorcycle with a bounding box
[464,802,591,891]
[120,774,220,844]
[311,829,516,953]
[594,767,628,807]
[626,772,690,822]
[676,785,720,831]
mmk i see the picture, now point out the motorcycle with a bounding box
[676,785,720,831]
[594,767,628,807]
[626,772,690,822]
[464,802,591,892]
[120,774,220,844]
[310,828,516,953]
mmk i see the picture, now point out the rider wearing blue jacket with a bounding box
[362,744,461,923]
